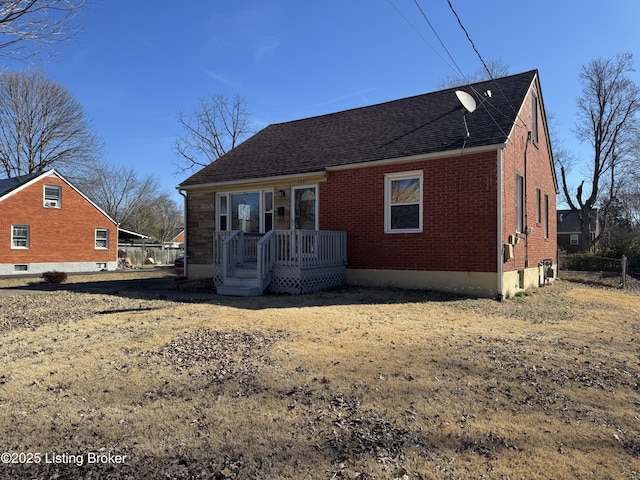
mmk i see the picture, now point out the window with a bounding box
[217,191,274,233]
[11,225,29,248]
[231,192,260,232]
[218,194,228,231]
[515,174,524,233]
[44,184,61,208]
[544,193,549,239]
[535,188,541,224]
[14,265,28,272]
[532,95,538,144]
[95,228,109,249]
[263,191,273,232]
[385,171,423,233]
[570,234,579,246]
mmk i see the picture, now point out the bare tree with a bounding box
[0,69,102,177]
[153,193,183,243]
[174,94,254,173]
[437,57,510,89]
[558,53,640,251]
[126,193,182,243]
[76,163,160,228]
[0,0,85,60]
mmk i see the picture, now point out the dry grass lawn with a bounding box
[0,272,638,479]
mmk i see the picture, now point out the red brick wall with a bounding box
[320,151,499,272]
[0,175,116,264]
[501,84,557,272]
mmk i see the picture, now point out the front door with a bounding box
[291,186,317,230]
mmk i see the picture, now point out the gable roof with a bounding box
[0,171,42,197]
[0,169,117,226]
[180,70,541,188]
[557,209,599,234]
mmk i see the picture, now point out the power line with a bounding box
[410,0,468,83]
[446,0,528,130]
[385,0,514,139]
[385,0,457,75]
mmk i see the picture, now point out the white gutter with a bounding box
[325,144,506,172]
[497,148,504,301]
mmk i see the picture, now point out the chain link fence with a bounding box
[558,253,628,289]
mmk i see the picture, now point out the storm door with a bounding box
[291,186,317,230]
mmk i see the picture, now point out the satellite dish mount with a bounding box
[455,90,477,138]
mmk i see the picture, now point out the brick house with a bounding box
[0,169,118,275]
[178,70,557,298]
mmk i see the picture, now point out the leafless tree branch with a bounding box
[173,94,255,174]
[0,0,85,61]
[0,69,102,178]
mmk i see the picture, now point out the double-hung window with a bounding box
[385,171,423,233]
[95,228,109,249]
[532,95,539,144]
[44,185,61,208]
[515,174,524,233]
[543,193,549,239]
[11,225,29,249]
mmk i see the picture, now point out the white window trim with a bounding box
[11,225,29,249]
[217,189,275,233]
[95,228,109,249]
[384,170,423,234]
[43,184,62,208]
[570,234,579,246]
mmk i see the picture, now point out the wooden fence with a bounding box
[118,244,184,267]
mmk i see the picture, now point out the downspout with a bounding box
[178,189,187,278]
[116,222,120,270]
[497,148,504,301]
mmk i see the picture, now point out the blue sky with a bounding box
[8,0,640,206]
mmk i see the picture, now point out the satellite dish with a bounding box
[455,90,477,113]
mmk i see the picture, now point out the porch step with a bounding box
[216,284,262,296]
[232,263,258,279]
[217,262,264,296]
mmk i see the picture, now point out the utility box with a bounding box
[503,244,514,262]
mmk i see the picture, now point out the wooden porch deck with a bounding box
[213,230,347,296]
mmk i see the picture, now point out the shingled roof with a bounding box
[0,171,42,197]
[180,70,538,188]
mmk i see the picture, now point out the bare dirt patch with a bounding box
[0,276,638,479]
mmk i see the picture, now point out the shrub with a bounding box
[42,271,68,284]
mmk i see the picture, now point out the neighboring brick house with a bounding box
[0,169,118,275]
[557,209,600,253]
[178,70,557,298]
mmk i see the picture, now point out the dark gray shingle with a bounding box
[180,70,537,187]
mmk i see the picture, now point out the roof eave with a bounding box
[178,170,327,191]
[325,144,506,172]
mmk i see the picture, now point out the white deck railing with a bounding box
[271,230,347,268]
[216,229,347,273]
